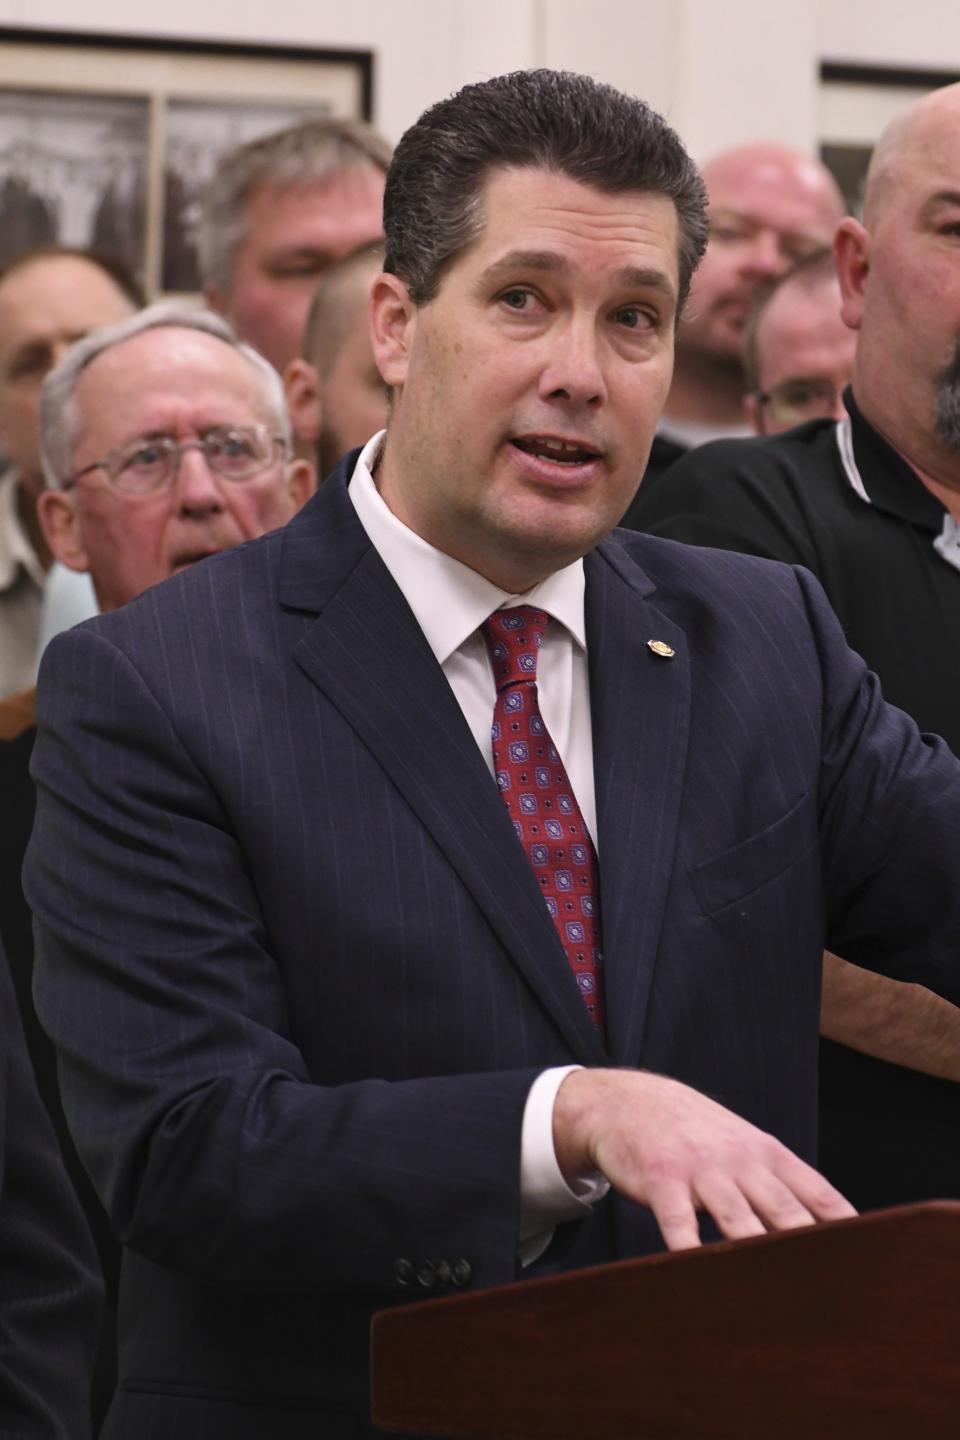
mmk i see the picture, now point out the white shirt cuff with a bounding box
[519,1065,609,1266]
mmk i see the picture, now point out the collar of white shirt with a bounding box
[0,467,45,592]
[346,432,587,662]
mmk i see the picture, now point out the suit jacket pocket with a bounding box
[690,792,815,916]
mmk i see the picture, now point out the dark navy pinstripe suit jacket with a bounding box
[0,936,102,1436]
[24,453,960,1437]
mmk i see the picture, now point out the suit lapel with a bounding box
[278,466,606,1065]
[586,538,692,1064]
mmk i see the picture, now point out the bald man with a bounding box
[621,143,844,499]
[625,84,960,1212]
[742,250,856,436]
[283,240,387,479]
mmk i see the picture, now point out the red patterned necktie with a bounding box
[480,605,605,1029]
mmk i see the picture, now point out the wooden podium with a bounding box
[372,1203,960,1438]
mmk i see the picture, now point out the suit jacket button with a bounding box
[451,1259,472,1287]
[435,1261,451,1288]
[416,1260,438,1289]
[417,1261,440,1296]
[394,1259,415,1287]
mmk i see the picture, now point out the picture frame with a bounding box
[819,61,960,216]
[0,28,374,296]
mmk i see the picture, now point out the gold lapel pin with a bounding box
[647,639,675,659]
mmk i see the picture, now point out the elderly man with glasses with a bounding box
[37,302,312,616]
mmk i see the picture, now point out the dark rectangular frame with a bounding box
[0,26,374,294]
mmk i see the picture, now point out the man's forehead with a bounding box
[0,256,124,330]
[871,87,960,206]
[244,166,385,228]
[760,277,844,348]
[471,166,680,266]
[84,325,241,376]
[75,327,267,425]
[706,163,837,237]
[0,257,120,311]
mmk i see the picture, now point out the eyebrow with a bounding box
[925,190,960,210]
[264,246,333,264]
[479,249,676,298]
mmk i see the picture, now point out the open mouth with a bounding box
[512,436,602,466]
[171,548,220,570]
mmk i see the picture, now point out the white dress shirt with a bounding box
[348,433,608,1260]
[0,466,45,698]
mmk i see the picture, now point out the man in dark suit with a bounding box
[24,70,960,1438]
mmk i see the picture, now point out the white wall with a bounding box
[0,0,535,145]
[3,0,960,157]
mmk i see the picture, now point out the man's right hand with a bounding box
[552,1068,856,1251]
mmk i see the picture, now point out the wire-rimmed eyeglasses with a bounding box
[63,425,288,495]
[755,380,845,431]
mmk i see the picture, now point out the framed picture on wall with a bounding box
[819,62,959,217]
[0,28,374,296]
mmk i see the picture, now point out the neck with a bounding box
[919,469,960,522]
[374,437,558,593]
[663,347,746,426]
[15,475,52,572]
[855,388,960,522]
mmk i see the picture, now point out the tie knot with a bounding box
[481,605,548,690]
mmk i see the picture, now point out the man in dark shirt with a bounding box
[636,143,845,488]
[626,81,960,1211]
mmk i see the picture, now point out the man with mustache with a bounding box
[626,82,960,1213]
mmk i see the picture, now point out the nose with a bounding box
[539,317,606,408]
[174,443,224,517]
[740,228,786,281]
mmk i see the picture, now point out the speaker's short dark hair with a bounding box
[384,69,708,315]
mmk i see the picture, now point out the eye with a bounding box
[212,429,257,460]
[121,441,168,473]
[782,235,825,263]
[780,382,818,407]
[266,256,325,280]
[710,223,750,244]
[614,305,655,332]
[9,343,53,381]
[500,288,534,311]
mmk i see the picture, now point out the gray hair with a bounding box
[384,69,708,316]
[40,301,291,489]
[196,117,392,295]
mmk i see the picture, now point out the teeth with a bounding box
[540,437,584,453]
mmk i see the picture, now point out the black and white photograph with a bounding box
[163,96,330,292]
[0,30,372,294]
[0,88,147,276]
